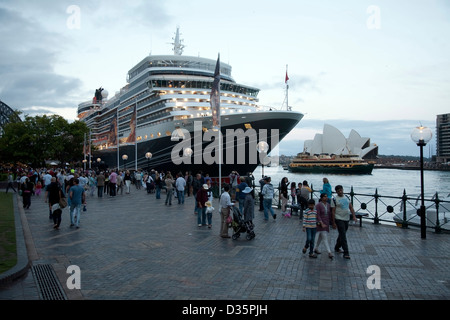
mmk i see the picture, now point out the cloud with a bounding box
[0,6,83,113]
[0,1,172,117]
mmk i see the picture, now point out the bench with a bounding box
[355,213,369,227]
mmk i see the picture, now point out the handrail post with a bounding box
[277,182,281,209]
[374,188,380,224]
[402,189,408,228]
[434,192,441,234]
[350,186,354,206]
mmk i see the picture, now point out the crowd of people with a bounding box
[275,175,357,259]
[5,167,358,259]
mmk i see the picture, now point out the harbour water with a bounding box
[249,165,450,229]
[251,166,450,199]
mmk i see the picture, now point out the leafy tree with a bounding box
[0,114,90,167]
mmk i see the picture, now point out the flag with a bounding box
[211,54,221,129]
[285,70,289,83]
[126,104,137,143]
[108,114,118,147]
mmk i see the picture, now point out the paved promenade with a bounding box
[1,185,450,301]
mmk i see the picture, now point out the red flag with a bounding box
[108,114,117,147]
[211,54,221,128]
[285,70,289,83]
[126,104,137,144]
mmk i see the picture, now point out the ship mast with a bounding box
[172,26,185,56]
[282,65,291,111]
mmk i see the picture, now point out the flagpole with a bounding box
[219,108,222,199]
[210,53,221,197]
[135,99,138,171]
[89,129,92,169]
[83,132,86,171]
[217,55,222,198]
[117,107,120,170]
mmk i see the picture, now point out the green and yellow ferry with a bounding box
[287,153,374,175]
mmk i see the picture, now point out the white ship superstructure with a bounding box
[78,28,303,176]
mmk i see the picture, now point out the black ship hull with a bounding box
[92,112,302,179]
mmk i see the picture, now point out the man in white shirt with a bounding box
[175,173,186,204]
[135,170,142,190]
[78,173,88,189]
[43,171,52,189]
[220,184,234,238]
[331,185,357,259]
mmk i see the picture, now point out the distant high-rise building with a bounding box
[436,113,450,164]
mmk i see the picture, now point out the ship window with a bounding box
[245,123,252,129]
[158,132,161,137]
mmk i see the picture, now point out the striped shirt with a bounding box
[303,209,317,228]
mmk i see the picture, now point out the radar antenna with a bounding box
[172,26,185,56]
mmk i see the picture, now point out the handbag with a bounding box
[226,213,233,224]
[59,196,68,209]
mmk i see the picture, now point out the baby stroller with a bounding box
[231,206,255,240]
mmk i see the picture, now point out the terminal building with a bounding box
[436,113,450,164]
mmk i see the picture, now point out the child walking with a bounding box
[302,199,318,258]
[314,193,334,259]
[35,181,43,196]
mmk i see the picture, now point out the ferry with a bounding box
[287,153,374,174]
[78,28,303,177]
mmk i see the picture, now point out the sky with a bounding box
[0,0,449,156]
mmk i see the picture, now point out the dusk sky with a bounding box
[0,0,448,156]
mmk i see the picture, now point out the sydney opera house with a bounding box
[302,124,378,159]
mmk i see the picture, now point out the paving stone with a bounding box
[1,186,450,301]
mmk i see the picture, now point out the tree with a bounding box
[0,114,89,167]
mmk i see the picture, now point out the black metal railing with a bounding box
[213,181,450,233]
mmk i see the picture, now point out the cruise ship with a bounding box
[78,29,304,178]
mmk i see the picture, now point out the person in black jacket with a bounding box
[46,177,63,229]
[21,177,34,209]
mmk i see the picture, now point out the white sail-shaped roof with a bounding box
[348,129,370,154]
[304,139,314,154]
[302,124,378,159]
[322,124,347,154]
[310,133,323,155]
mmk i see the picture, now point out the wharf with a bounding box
[1,186,450,302]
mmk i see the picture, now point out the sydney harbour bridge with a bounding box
[0,99,21,135]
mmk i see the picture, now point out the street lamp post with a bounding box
[411,126,433,239]
[122,154,128,170]
[145,152,152,172]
